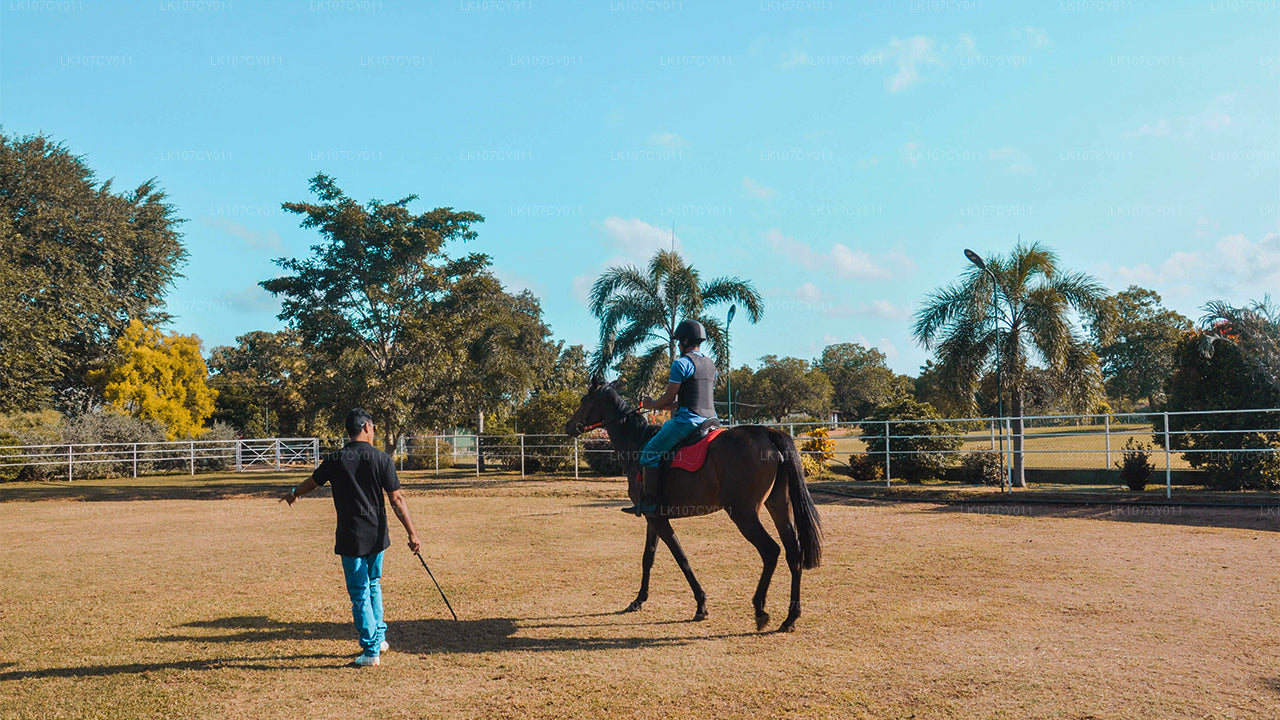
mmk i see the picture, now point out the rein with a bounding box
[581,406,644,433]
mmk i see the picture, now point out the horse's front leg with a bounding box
[624,520,659,612]
[654,518,708,621]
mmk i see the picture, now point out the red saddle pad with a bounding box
[670,428,725,472]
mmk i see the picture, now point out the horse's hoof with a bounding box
[692,608,708,622]
[622,601,643,613]
[755,612,770,632]
[778,620,796,633]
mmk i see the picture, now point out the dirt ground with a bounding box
[0,472,1276,719]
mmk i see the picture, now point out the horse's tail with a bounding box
[770,431,822,569]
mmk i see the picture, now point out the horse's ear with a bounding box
[608,378,624,391]
[589,373,605,390]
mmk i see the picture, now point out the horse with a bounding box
[565,376,823,632]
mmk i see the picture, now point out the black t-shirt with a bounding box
[312,441,400,557]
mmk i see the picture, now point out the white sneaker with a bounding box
[353,654,380,667]
[379,640,389,653]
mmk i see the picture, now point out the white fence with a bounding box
[0,438,321,480]
[3,409,1278,496]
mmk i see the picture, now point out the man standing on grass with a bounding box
[281,408,421,667]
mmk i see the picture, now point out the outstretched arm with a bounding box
[280,475,319,505]
[388,489,422,554]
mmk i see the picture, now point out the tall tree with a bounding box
[0,132,186,412]
[737,355,832,422]
[1198,298,1280,391]
[262,174,550,448]
[588,250,762,391]
[912,241,1104,487]
[1164,325,1280,490]
[816,342,912,420]
[207,330,314,437]
[1091,286,1191,409]
[88,320,217,440]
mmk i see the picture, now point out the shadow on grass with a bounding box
[923,502,1280,533]
[0,470,613,504]
[0,611,744,682]
[0,652,345,681]
[0,473,313,503]
[142,613,742,656]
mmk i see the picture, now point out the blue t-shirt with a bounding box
[669,351,710,426]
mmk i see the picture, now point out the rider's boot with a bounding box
[621,466,660,516]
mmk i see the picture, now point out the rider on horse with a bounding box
[622,319,718,516]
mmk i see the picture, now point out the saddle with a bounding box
[661,419,724,474]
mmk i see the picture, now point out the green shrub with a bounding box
[402,437,458,471]
[800,427,835,464]
[0,432,23,483]
[1115,438,1154,491]
[60,411,167,479]
[195,422,239,472]
[800,453,826,479]
[846,453,884,483]
[861,399,961,483]
[514,390,581,473]
[581,437,625,477]
[959,450,1004,486]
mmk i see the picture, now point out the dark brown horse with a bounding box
[565,377,822,632]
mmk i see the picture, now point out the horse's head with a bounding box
[565,375,625,437]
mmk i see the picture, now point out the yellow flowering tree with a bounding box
[91,321,217,439]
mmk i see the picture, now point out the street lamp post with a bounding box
[964,249,1009,493]
[725,304,737,425]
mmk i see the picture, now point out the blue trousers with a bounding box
[639,419,700,468]
[341,550,386,657]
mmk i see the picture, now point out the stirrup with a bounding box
[621,498,659,516]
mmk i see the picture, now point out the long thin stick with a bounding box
[415,552,458,621]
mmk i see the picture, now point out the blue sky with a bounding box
[4,0,1278,375]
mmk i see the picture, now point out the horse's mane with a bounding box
[601,385,659,444]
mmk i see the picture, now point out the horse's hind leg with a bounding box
[727,505,781,632]
[653,518,708,621]
[624,521,660,613]
[765,493,804,632]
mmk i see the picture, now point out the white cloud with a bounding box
[650,132,690,150]
[794,282,824,303]
[493,267,545,297]
[1104,233,1280,301]
[823,299,911,320]
[1132,119,1174,138]
[879,35,944,92]
[201,216,282,252]
[988,146,1035,175]
[1014,26,1050,49]
[601,216,682,259]
[571,273,595,306]
[742,176,775,199]
[766,228,891,280]
[902,140,922,167]
[1128,95,1237,140]
[780,50,811,68]
[219,284,279,314]
[831,244,890,279]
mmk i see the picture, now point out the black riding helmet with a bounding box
[673,319,707,345]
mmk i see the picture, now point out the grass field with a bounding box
[1,471,1277,719]
[818,422,1196,471]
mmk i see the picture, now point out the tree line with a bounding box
[1,129,1275,490]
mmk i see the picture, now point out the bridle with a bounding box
[581,406,644,433]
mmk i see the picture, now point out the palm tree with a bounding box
[589,250,763,395]
[912,241,1105,487]
[1200,298,1280,389]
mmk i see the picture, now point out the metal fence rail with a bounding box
[0,438,320,480]
[3,409,1279,496]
